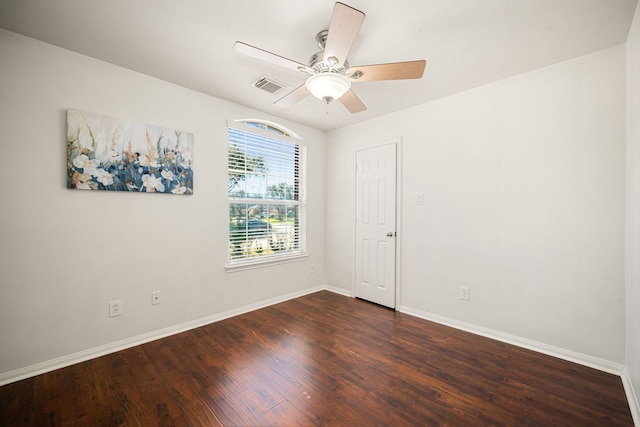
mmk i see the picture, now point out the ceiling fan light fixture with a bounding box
[305,72,351,102]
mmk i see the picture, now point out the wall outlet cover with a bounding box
[109,300,122,317]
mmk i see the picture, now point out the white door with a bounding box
[354,143,397,308]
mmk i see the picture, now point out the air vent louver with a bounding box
[252,76,288,95]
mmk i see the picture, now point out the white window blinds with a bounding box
[228,124,306,265]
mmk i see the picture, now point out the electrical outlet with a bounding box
[460,286,471,301]
[152,291,162,305]
[109,300,122,317]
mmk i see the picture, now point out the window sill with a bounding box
[225,253,309,272]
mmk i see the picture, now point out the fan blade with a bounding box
[323,2,365,68]
[234,41,313,74]
[346,60,426,82]
[339,89,366,113]
[274,84,310,108]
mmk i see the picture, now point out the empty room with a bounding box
[1,0,639,425]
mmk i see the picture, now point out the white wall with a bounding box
[326,45,626,364]
[625,3,640,422]
[0,29,326,378]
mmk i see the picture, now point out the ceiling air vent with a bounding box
[252,76,288,95]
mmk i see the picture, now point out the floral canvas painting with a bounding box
[67,109,193,194]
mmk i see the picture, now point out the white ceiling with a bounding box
[0,0,636,131]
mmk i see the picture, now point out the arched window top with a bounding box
[234,119,302,140]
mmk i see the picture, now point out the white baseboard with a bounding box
[0,285,325,387]
[622,367,640,426]
[398,304,625,376]
[324,285,352,297]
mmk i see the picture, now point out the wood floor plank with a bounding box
[0,291,633,426]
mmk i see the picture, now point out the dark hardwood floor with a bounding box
[0,291,633,426]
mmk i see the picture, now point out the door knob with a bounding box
[386,232,395,237]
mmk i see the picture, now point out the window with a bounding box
[227,121,306,266]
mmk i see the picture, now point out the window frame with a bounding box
[226,120,307,271]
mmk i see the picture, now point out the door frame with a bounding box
[351,138,403,309]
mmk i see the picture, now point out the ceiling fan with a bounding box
[233,2,427,113]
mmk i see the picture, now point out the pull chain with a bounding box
[322,96,333,115]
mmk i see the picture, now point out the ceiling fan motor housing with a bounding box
[309,30,349,73]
